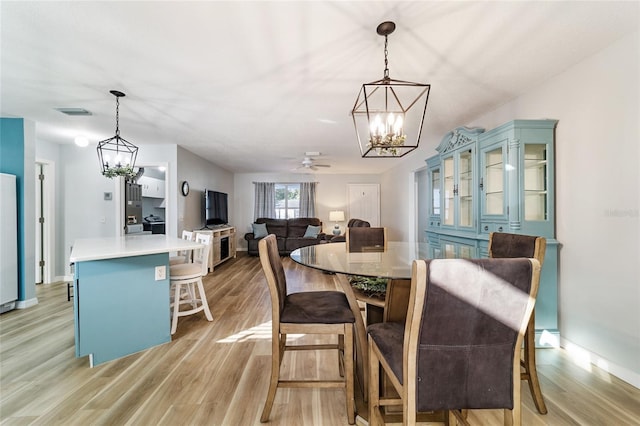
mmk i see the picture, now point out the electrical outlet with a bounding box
[155,265,166,281]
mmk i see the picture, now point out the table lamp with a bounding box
[329,210,345,235]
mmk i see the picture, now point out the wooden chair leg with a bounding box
[368,337,381,426]
[345,324,355,425]
[195,279,213,321]
[521,311,548,414]
[336,274,368,402]
[170,283,182,335]
[261,332,283,422]
[338,334,345,377]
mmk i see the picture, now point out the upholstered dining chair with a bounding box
[169,230,194,265]
[258,234,356,424]
[169,233,213,335]
[489,231,548,414]
[368,258,541,426]
[346,227,387,253]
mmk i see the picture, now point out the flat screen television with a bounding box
[203,190,228,227]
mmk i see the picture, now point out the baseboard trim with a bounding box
[560,337,640,389]
[16,297,39,309]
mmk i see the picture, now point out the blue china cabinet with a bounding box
[425,119,559,345]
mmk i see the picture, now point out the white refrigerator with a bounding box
[0,173,18,313]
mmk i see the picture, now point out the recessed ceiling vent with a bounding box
[55,108,92,116]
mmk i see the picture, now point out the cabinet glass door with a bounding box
[431,168,440,216]
[458,150,474,228]
[442,240,475,258]
[443,157,454,226]
[524,144,547,221]
[483,146,504,215]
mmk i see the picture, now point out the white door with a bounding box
[347,184,380,226]
[35,164,43,284]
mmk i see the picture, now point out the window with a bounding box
[275,184,300,219]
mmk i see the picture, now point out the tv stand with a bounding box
[193,226,236,272]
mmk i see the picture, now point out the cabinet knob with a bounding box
[498,226,503,232]
[484,225,489,231]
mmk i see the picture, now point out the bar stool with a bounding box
[169,230,194,265]
[169,233,213,334]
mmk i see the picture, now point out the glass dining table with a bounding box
[290,241,430,280]
[290,241,431,408]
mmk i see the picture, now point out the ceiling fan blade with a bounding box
[315,164,331,168]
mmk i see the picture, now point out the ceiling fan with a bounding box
[293,156,330,171]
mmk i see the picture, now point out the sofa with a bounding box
[244,217,325,256]
[330,218,370,243]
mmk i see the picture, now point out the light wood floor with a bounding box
[1,253,639,425]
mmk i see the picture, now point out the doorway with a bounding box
[116,163,170,237]
[35,160,55,284]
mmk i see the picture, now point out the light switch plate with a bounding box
[155,265,166,281]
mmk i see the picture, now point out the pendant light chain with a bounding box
[383,34,390,80]
[115,95,120,137]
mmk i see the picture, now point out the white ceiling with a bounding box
[2,1,638,174]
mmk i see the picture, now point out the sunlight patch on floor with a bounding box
[539,330,560,347]
[216,321,305,343]
[565,342,593,372]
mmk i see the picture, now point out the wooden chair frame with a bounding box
[489,232,548,415]
[258,235,355,424]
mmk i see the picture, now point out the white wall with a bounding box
[383,31,640,386]
[177,146,234,235]
[233,172,381,250]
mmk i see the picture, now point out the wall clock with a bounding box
[181,181,189,196]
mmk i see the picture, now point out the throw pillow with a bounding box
[252,222,268,239]
[303,225,322,238]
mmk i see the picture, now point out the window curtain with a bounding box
[254,182,276,219]
[299,182,316,217]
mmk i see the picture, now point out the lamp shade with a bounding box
[329,211,345,222]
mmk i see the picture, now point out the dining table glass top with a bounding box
[290,241,430,280]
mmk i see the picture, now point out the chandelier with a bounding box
[351,21,431,158]
[96,90,138,179]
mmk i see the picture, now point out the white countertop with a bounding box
[70,235,203,262]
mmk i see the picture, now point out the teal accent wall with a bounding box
[0,118,27,300]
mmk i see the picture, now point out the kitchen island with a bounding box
[69,235,203,367]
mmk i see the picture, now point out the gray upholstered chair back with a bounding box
[411,258,539,412]
[346,227,386,252]
[489,232,546,266]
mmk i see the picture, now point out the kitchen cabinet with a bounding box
[138,176,165,199]
[69,235,203,367]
